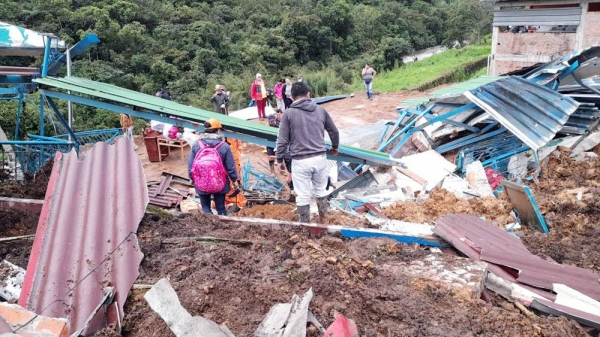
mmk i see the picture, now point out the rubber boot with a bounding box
[297,205,310,223]
[317,197,329,220]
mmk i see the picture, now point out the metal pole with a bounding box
[41,36,52,78]
[39,93,44,136]
[67,47,73,143]
[14,92,23,140]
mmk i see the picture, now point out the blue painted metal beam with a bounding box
[390,103,479,157]
[0,76,31,84]
[41,36,52,78]
[0,140,70,145]
[27,134,70,143]
[44,97,79,144]
[436,124,505,154]
[48,34,101,75]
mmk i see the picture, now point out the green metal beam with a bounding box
[35,77,397,166]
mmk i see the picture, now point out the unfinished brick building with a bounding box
[488,0,600,75]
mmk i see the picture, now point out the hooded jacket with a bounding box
[275,98,339,162]
[209,92,229,114]
[187,133,238,195]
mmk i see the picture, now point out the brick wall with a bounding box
[583,12,600,48]
[496,32,576,55]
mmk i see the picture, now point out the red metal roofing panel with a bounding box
[435,214,600,300]
[18,138,147,335]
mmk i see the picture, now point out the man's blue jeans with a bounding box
[364,80,373,98]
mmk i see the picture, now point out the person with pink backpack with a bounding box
[187,118,239,215]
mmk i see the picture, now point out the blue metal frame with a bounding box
[436,124,505,154]
[44,96,79,144]
[389,103,479,157]
[48,34,101,75]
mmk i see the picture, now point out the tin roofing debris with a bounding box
[434,214,600,300]
[0,197,43,211]
[18,138,147,335]
[501,181,549,233]
[464,76,579,151]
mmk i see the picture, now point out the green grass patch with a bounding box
[352,44,491,93]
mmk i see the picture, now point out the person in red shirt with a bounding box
[250,73,268,120]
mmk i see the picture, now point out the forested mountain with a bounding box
[0,0,491,118]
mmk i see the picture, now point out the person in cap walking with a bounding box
[276,81,339,223]
[250,73,267,120]
[188,118,239,215]
[210,84,230,115]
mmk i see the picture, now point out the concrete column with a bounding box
[576,1,588,50]
[490,26,500,75]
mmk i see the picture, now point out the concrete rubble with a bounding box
[145,278,236,337]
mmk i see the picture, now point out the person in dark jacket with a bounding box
[266,110,293,192]
[276,81,339,222]
[210,84,230,114]
[187,118,238,215]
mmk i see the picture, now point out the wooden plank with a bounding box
[364,203,389,219]
[396,167,427,185]
[0,235,35,243]
[0,197,44,211]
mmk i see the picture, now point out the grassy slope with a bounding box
[352,44,491,93]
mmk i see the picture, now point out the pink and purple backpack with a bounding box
[191,140,227,193]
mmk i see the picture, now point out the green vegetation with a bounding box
[0,0,493,139]
[355,43,491,93]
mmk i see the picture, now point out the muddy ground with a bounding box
[235,204,372,227]
[0,206,590,337]
[123,213,586,337]
[522,149,600,274]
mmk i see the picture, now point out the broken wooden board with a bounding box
[218,216,446,247]
[501,181,549,233]
[0,197,43,211]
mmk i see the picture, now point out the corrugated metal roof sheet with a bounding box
[312,94,349,105]
[34,76,394,166]
[464,76,579,150]
[18,138,147,335]
[398,75,504,109]
[434,214,600,300]
[493,8,582,26]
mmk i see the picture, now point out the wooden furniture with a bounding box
[157,137,190,161]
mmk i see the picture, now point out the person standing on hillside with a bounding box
[283,78,293,109]
[276,81,339,223]
[188,118,239,216]
[250,73,267,120]
[120,113,137,149]
[361,64,377,100]
[274,79,285,111]
[210,84,230,115]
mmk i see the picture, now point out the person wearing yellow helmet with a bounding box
[188,118,239,215]
[210,84,230,115]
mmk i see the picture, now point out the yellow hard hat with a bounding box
[204,118,223,130]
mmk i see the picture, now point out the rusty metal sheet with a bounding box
[434,214,600,300]
[18,138,147,335]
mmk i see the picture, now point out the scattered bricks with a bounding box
[0,303,68,337]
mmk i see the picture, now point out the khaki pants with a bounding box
[291,154,329,206]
